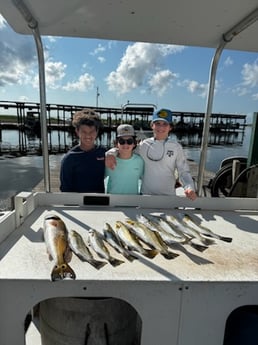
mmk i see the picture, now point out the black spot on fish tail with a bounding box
[142,249,158,259]
[218,236,232,243]
[125,252,139,262]
[90,259,107,270]
[161,251,179,260]
[109,257,124,267]
[201,233,232,243]
[51,263,76,281]
[190,242,208,252]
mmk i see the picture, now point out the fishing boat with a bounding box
[0,1,258,344]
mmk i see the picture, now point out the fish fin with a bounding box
[64,246,73,263]
[51,263,76,281]
[109,257,124,267]
[73,252,88,262]
[161,251,179,260]
[189,242,208,252]
[90,260,107,270]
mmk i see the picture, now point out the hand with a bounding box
[105,154,117,170]
[184,189,197,201]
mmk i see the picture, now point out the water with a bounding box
[184,128,250,172]
[0,126,252,210]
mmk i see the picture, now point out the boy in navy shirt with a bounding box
[60,109,106,193]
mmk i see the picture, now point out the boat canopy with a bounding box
[0,0,258,52]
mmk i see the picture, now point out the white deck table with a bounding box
[0,192,258,344]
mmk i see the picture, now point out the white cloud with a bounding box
[90,44,106,56]
[148,70,178,96]
[105,42,185,95]
[63,73,95,91]
[251,93,258,100]
[181,79,209,98]
[224,56,233,66]
[31,61,67,89]
[97,56,106,63]
[232,86,249,97]
[0,21,37,88]
[45,61,67,88]
[241,60,258,87]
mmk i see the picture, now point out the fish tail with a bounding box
[109,257,124,267]
[201,237,216,245]
[143,249,158,259]
[123,251,138,262]
[161,251,179,260]
[90,259,107,270]
[219,236,232,243]
[189,241,208,252]
[51,263,76,281]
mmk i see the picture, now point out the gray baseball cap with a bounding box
[116,124,135,137]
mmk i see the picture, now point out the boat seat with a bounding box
[228,164,258,197]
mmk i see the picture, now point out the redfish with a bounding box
[43,214,76,281]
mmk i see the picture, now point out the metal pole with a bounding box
[197,43,225,196]
[197,7,258,196]
[12,0,51,192]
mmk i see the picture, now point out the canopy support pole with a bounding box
[12,0,51,192]
[197,7,258,196]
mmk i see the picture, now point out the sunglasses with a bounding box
[118,138,134,145]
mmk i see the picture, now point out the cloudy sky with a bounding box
[0,14,258,122]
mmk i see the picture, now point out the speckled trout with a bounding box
[43,214,76,281]
[179,213,232,243]
[68,230,107,270]
[88,228,124,267]
[114,221,158,259]
[166,214,215,246]
[125,218,179,259]
[103,223,138,262]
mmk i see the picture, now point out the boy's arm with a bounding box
[105,147,118,170]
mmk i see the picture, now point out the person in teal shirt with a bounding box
[105,124,144,194]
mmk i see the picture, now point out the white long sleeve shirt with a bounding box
[106,136,195,196]
[135,137,195,195]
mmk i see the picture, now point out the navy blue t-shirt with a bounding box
[60,145,106,193]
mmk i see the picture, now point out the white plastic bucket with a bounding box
[40,297,141,345]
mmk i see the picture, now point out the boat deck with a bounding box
[0,192,257,345]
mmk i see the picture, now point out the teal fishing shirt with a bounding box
[105,153,144,194]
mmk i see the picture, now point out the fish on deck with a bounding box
[103,223,138,262]
[125,218,179,260]
[88,228,124,267]
[179,213,233,243]
[43,214,76,281]
[114,221,158,259]
[68,230,107,270]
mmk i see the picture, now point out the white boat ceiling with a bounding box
[0,0,258,52]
